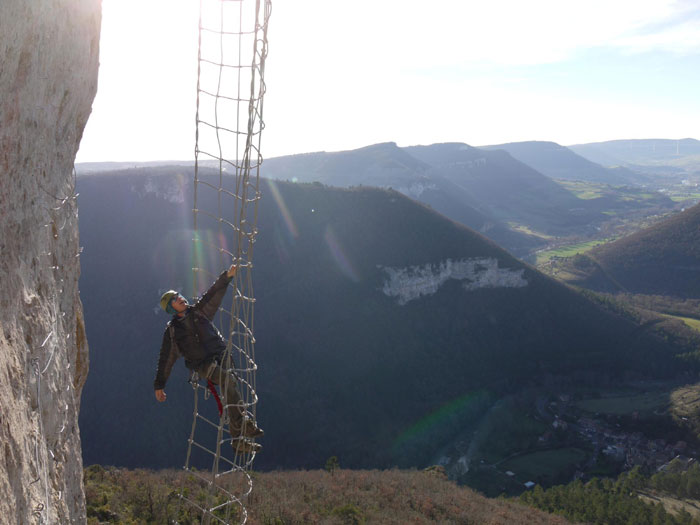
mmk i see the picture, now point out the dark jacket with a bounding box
[153,270,233,390]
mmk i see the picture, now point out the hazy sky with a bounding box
[76,0,700,163]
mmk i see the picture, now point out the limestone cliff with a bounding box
[0,1,101,522]
[381,258,528,305]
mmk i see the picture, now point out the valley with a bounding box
[73,139,700,523]
[4,0,699,520]
[532,177,699,267]
[440,381,700,498]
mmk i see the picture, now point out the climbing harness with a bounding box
[207,379,224,417]
[176,0,271,523]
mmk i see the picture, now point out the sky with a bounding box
[76,0,700,163]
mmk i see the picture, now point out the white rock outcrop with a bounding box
[381,258,528,305]
[395,181,437,199]
[0,1,100,523]
[135,175,187,204]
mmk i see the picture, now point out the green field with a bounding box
[620,193,657,201]
[501,448,588,483]
[535,239,611,265]
[507,222,555,240]
[557,180,605,200]
[576,391,670,415]
[670,194,700,203]
[661,313,700,332]
[557,180,664,203]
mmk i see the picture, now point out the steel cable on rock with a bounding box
[29,168,82,524]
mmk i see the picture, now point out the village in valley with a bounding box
[441,386,700,496]
[548,395,694,475]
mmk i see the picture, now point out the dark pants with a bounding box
[197,361,245,436]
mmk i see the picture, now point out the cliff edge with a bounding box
[0,1,101,522]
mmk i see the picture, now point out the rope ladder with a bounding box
[177,0,271,523]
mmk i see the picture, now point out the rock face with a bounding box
[380,258,528,305]
[0,1,100,522]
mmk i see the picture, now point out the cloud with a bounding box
[612,16,700,55]
[271,0,700,71]
[77,0,700,162]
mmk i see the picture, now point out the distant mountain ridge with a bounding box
[569,139,700,178]
[77,140,684,260]
[261,142,545,255]
[261,141,682,257]
[403,142,603,232]
[481,140,647,185]
[571,138,700,164]
[76,168,693,473]
[76,137,700,177]
[261,142,612,255]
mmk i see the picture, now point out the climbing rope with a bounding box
[177,0,271,523]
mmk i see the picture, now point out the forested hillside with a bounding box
[551,203,700,298]
[261,142,544,255]
[260,142,679,260]
[403,142,603,234]
[521,461,700,524]
[77,168,695,476]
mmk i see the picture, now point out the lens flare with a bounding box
[272,227,291,264]
[191,228,231,293]
[324,225,360,283]
[267,179,298,240]
[152,229,192,291]
[392,391,493,457]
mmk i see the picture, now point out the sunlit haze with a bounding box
[76,0,700,163]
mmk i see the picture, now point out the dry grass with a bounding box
[638,490,700,520]
[226,468,574,524]
[670,384,700,419]
[85,466,576,524]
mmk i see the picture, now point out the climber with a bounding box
[153,264,263,454]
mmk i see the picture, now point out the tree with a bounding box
[325,456,340,476]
